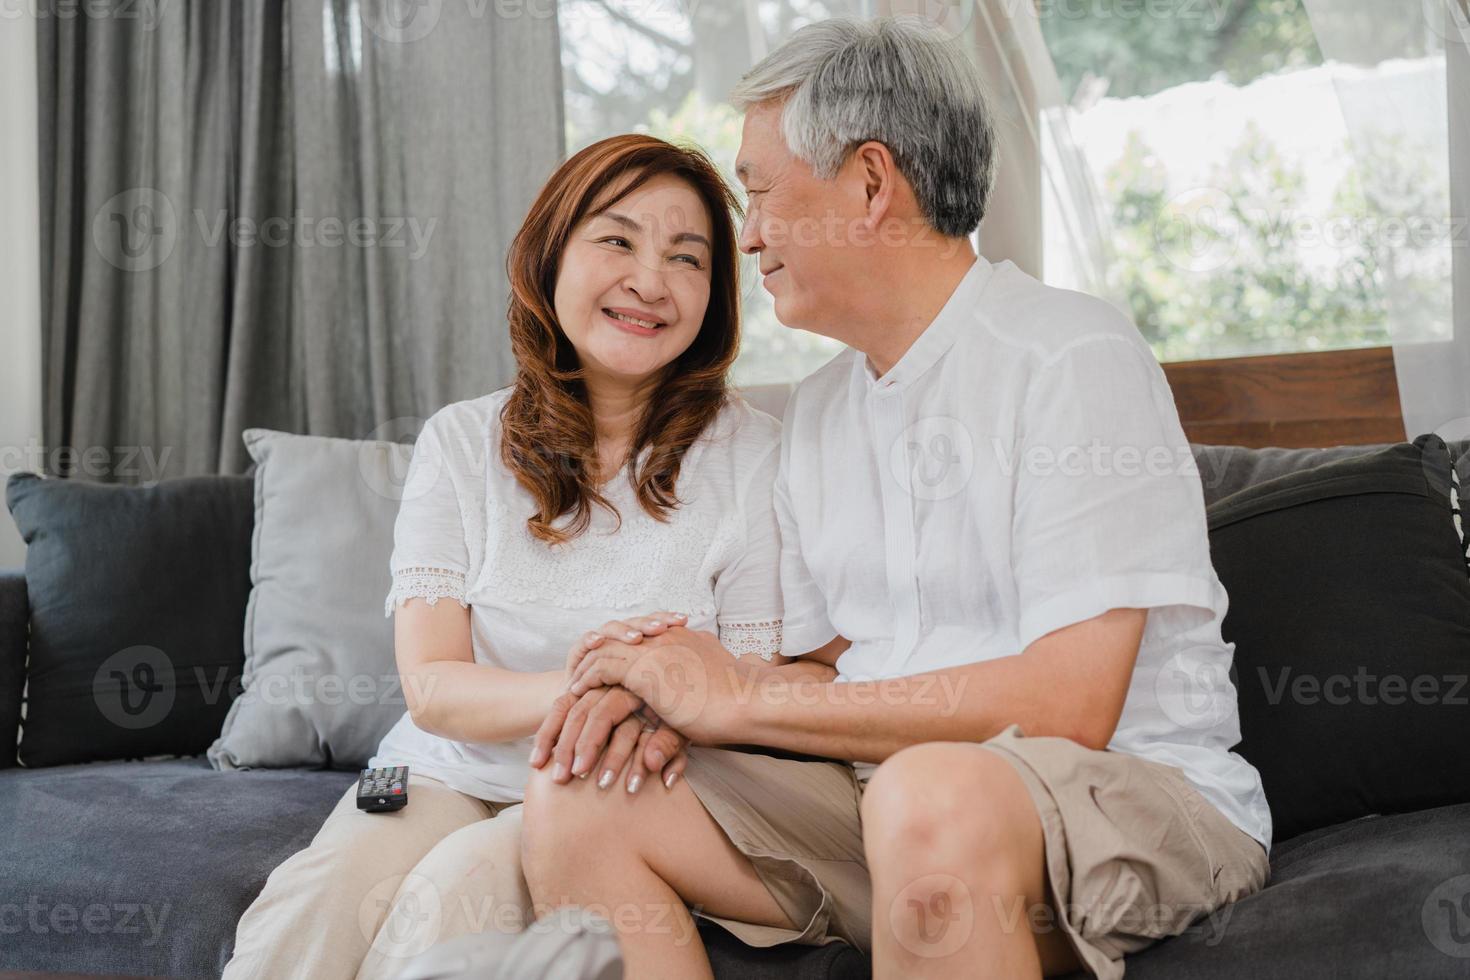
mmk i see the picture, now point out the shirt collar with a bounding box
[860,255,992,393]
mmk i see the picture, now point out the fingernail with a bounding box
[665,771,679,789]
[586,632,600,644]
[627,774,643,793]
[552,762,568,781]
[578,769,589,780]
[572,754,586,775]
[598,769,614,789]
[671,612,687,620]
[649,619,662,627]
[625,630,640,641]
[647,748,666,769]
[528,748,544,767]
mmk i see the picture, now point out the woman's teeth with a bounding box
[605,310,663,329]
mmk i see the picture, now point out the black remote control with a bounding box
[357,765,409,812]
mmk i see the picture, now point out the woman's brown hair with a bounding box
[500,134,743,544]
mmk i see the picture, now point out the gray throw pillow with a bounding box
[208,428,413,771]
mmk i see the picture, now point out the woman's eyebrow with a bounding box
[595,210,710,250]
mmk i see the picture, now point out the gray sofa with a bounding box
[3,439,1469,979]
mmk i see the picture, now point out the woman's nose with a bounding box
[623,261,669,303]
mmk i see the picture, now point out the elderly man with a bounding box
[523,16,1270,980]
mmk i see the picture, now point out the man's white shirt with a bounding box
[774,255,1273,852]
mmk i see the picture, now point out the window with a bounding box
[1038,0,1456,363]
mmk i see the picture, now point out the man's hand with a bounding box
[528,684,689,792]
[563,611,689,678]
[566,626,760,744]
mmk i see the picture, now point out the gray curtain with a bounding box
[36,0,564,480]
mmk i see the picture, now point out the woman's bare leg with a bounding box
[519,763,796,980]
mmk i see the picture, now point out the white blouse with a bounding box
[371,387,791,803]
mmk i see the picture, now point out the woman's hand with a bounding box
[529,684,689,792]
[563,611,689,679]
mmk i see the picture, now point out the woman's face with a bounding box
[553,173,715,385]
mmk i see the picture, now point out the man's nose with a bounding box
[737,209,763,255]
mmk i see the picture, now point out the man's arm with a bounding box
[723,607,1146,759]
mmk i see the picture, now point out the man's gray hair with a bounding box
[730,16,996,238]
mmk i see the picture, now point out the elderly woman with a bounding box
[220,133,844,980]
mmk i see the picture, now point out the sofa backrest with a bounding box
[2,435,1461,773]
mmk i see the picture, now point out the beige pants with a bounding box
[222,774,532,980]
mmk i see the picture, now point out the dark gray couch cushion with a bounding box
[0,569,24,770]
[0,758,353,978]
[1079,802,1470,979]
[5,472,256,767]
[1206,436,1470,841]
[0,758,864,980]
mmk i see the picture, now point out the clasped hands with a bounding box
[527,611,754,794]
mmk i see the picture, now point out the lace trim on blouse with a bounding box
[718,618,782,661]
[384,566,469,617]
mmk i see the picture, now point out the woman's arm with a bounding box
[393,597,565,742]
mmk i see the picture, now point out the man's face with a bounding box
[734,102,868,339]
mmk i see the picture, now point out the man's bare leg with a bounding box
[519,764,798,980]
[861,742,1083,979]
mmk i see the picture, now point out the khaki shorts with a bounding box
[681,724,1268,979]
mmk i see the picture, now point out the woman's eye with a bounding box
[600,237,631,248]
[673,254,703,268]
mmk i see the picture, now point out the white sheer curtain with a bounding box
[882,0,1113,296]
[1294,0,1467,439]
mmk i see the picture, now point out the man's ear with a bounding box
[852,140,898,228]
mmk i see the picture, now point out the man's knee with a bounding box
[862,743,1041,878]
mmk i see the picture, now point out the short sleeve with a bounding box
[382,414,472,617]
[1011,336,1218,650]
[713,443,785,659]
[773,429,838,656]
